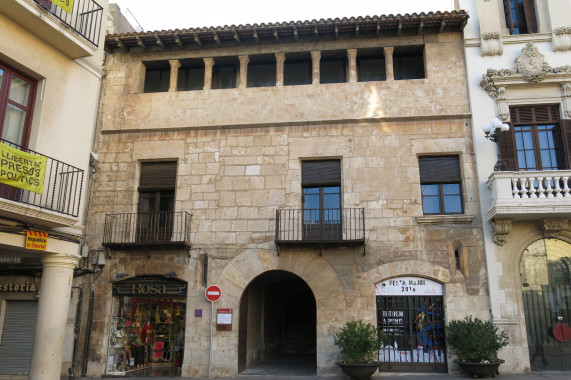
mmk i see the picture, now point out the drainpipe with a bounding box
[82,285,95,377]
[69,286,83,380]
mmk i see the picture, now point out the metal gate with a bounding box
[0,301,38,375]
[520,238,571,371]
[376,278,446,373]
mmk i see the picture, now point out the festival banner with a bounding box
[52,0,74,15]
[0,142,47,194]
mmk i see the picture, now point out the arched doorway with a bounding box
[520,238,571,370]
[238,270,316,375]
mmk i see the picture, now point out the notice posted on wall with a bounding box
[216,309,232,331]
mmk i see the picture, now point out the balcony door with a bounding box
[0,63,36,201]
[301,160,341,241]
[499,106,571,171]
[137,162,176,243]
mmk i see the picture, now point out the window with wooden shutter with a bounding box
[137,162,177,242]
[419,156,463,214]
[503,0,537,35]
[301,160,341,240]
[501,106,567,171]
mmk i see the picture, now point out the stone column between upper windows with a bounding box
[239,55,249,89]
[203,58,215,90]
[275,53,285,87]
[168,59,181,92]
[383,47,394,81]
[347,49,357,83]
[311,51,321,85]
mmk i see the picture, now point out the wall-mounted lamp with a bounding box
[112,272,128,281]
[164,271,176,279]
[483,117,510,171]
[483,117,510,143]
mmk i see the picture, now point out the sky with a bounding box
[111,0,456,32]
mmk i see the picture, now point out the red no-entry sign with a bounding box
[205,285,222,302]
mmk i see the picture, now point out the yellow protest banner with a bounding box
[52,0,74,15]
[0,142,46,194]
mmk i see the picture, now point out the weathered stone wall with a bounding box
[85,31,488,377]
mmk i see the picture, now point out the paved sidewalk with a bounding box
[75,372,571,380]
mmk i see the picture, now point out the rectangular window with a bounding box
[177,59,204,91]
[212,56,239,89]
[393,46,425,80]
[358,48,386,82]
[320,51,347,84]
[143,61,170,93]
[501,106,565,171]
[419,156,463,215]
[284,52,311,86]
[503,0,537,35]
[301,160,341,240]
[247,55,276,88]
[137,162,177,242]
[0,63,36,147]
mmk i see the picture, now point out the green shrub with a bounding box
[334,320,386,364]
[447,316,509,362]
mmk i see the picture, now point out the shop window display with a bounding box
[107,277,187,375]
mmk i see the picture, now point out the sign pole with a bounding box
[209,301,213,378]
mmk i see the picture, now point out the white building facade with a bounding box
[461,0,571,373]
[0,0,108,379]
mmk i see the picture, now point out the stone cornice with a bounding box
[100,113,472,135]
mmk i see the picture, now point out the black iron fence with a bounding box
[0,139,84,217]
[103,211,192,248]
[275,208,365,244]
[34,0,103,47]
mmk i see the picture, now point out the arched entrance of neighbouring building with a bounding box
[520,239,571,371]
[238,270,316,375]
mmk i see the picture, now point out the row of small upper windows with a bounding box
[143,46,425,93]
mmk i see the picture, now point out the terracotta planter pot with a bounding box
[455,359,505,378]
[336,361,380,380]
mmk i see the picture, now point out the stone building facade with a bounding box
[83,10,490,377]
[461,0,571,374]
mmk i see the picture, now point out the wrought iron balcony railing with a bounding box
[103,211,193,249]
[275,208,365,245]
[34,0,103,47]
[0,139,84,217]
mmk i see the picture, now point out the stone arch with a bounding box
[213,248,347,376]
[365,259,451,286]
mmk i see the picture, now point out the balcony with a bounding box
[275,208,365,246]
[0,139,84,227]
[486,171,571,221]
[3,0,103,58]
[103,211,193,249]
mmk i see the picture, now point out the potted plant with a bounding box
[334,320,386,380]
[447,316,509,378]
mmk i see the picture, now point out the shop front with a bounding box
[376,277,446,373]
[0,270,41,376]
[106,276,187,376]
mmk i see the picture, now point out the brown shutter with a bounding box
[498,128,517,171]
[562,120,571,169]
[523,0,538,34]
[139,162,177,190]
[503,0,514,34]
[302,160,341,187]
[419,156,461,183]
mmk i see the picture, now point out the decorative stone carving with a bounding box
[562,83,571,118]
[481,32,502,56]
[540,219,568,238]
[491,219,511,246]
[514,43,551,83]
[495,87,509,121]
[553,26,571,52]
